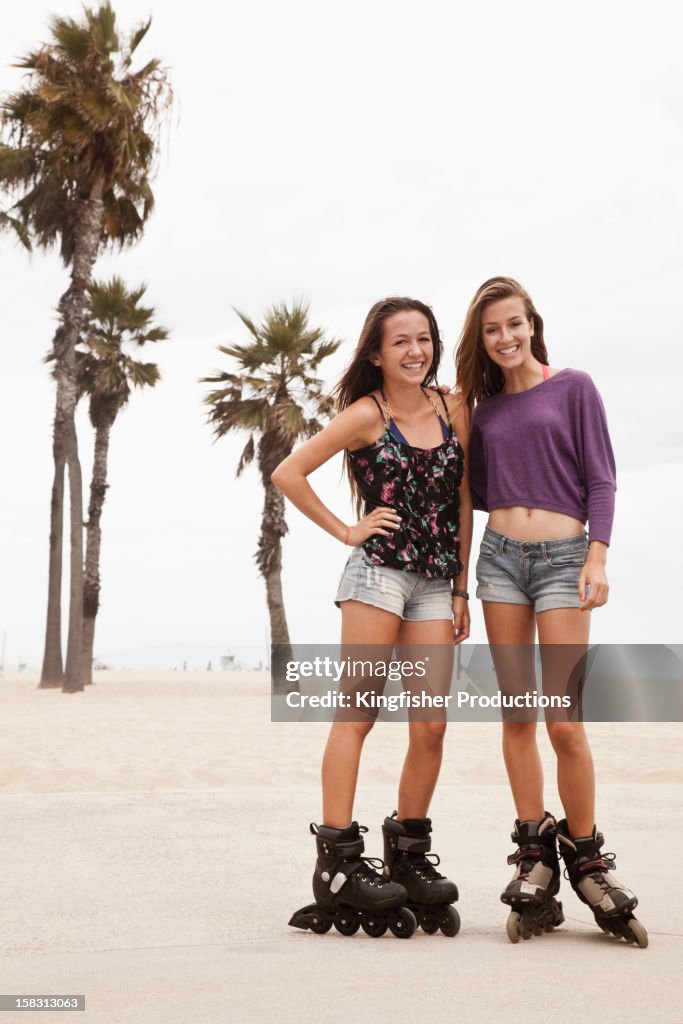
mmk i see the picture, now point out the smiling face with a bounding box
[370,310,433,385]
[480,295,534,371]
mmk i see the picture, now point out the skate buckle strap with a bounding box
[329,871,348,895]
[315,835,366,858]
[396,835,431,854]
[321,855,389,896]
[507,845,542,867]
[576,852,616,876]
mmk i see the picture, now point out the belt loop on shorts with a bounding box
[541,541,547,560]
[499,535,506,555]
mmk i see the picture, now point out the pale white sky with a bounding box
[1,0,682,668]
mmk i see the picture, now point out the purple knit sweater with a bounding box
[469,369,617,545]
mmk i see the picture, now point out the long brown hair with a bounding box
[336,297,443,516]
[455,276,549,407]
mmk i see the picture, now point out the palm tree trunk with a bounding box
[62,185,105,693]
[257,480,294,694]
[82,418,112,685]
[39,181,104,694]
[39,460,65,687]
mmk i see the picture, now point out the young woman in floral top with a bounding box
[273,297,472,938]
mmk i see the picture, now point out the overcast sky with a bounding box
[1,1,682,669]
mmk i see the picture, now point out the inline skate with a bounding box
[556,819,648,948]
[501,813,564,943]
[289,822,417,938]
[382,814,460,936]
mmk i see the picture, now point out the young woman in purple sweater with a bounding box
[456,276,647,947]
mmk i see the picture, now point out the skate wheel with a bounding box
[626,918,649,949]
[439,905,460,937]
[420,918,440,935]
[506,911,521,944]
[309,916,332,934]
[334,915,360,936]
[361,917,387,938]
[389,907,417,939]
[519,907,535,940]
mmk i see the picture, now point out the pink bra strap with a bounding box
[501,363,551,394]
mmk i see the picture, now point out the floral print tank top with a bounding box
[347,390,465,579]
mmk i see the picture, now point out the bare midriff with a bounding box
[487,506,585,542]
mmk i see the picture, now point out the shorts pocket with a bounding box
[479,540,497,559]
[547,550,587,568]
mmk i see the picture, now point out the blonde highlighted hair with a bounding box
[455,276,549,407]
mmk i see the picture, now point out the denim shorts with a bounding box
[335,546,453,621]
[475,526,588,613]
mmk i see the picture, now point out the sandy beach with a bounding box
[1,671,682,1023]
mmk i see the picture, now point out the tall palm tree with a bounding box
[0,3,171,692]
[202,301,340,690]
[75,276,168,685]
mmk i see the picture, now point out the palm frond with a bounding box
[204,396,268,439]
[236,435,255,477]
[0,210,32,249]
[0,145,38,187]
[128,19,152,60]
[231,307,261,341]
[0,3,171,263]
[74,273,167,405]
[202,299,341,467]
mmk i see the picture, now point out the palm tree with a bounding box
[202,301,340,690]
[0,3,171,692]
[75,276,168,685]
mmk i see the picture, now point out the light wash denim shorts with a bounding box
[475,526,588,613]
[335,546,453,621]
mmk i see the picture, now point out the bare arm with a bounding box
[271,398,400,545]
[449,396,473,642]
[579,539,609,612]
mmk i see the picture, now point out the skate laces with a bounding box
[354,856,392,886]
[576,852,616,876]
[564,851,616,886]
[507,844,542,877]
[404,852,445,881]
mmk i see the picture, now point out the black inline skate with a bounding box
[382,814,460,936]
[556,819,648,948]
[501,813,564,943]
[289,822,417,938]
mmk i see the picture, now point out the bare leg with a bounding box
[538,608,595,837]
[483,602,544,820]
[322,600,401,827]
[395,618,453,819]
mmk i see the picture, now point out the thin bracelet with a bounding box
[453,588,469,600]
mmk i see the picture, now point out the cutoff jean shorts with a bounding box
[475,526,589,613]
[334,545,453,621]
